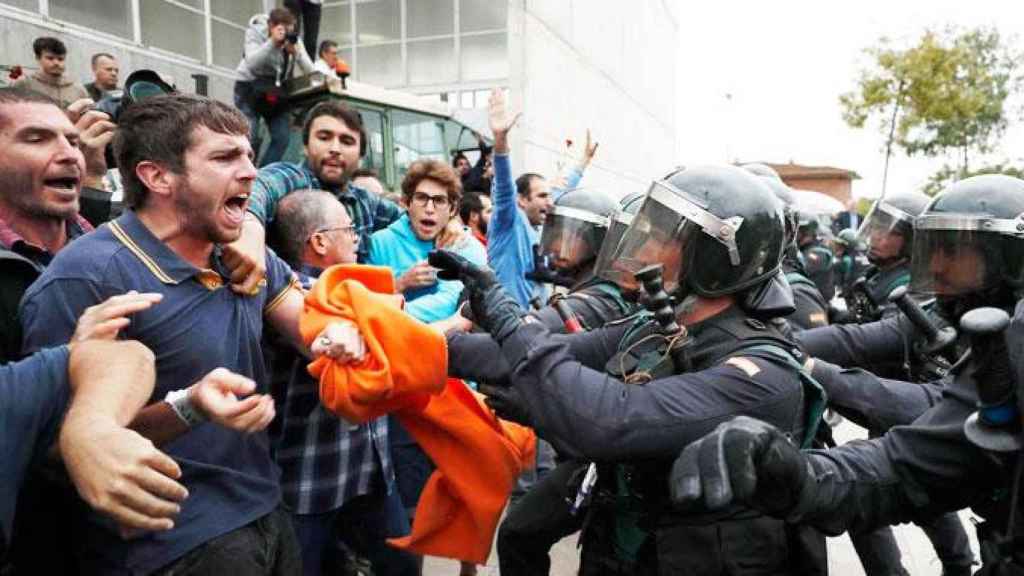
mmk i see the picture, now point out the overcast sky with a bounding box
[674,0,1024,199]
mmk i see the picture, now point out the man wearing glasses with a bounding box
[368,159,486,323]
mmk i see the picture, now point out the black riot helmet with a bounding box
[755,173,799,248]
[600,165,786,299]
[858,191,929,265]
[910,175,1024,319]
[592,191,646,283]
[539,188,616,277]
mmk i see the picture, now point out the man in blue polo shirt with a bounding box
[20,94,348,575]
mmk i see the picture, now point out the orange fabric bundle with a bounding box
[300,264,536,564]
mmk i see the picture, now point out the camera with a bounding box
[286,32,299,44]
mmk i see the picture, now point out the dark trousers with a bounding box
[498,460,584,575]
[154,508,301,576]
[290,490,417,576]
[233,80,292,167]
[284,0,322,60]
[850,526,910,576]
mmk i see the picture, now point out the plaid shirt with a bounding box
[270,268,394,515]
[248,161,403,263]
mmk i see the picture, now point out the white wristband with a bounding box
[164,388,206,427]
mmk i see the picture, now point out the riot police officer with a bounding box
[752,170,831,332]
[845,191,931,322]
[798,213,837,301]
[671,174,1024,576]
[527,189,634,331]
[833,227,869,296]
[434,165,825,575]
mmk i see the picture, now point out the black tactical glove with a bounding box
[479,383,533,427]
[429,250,526,343]
[669,416,812,517]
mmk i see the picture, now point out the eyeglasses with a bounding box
[410,192,451,209]
[316,225,357,238]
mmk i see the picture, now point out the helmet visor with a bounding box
[593,209,634,281]
[857,200,913,258]
[910,214,1019,296]
[539,207,608,272]
[599,180,742,293]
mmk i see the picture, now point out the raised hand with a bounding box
[488,89,521,154]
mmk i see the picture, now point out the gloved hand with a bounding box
[479,383,533,427]
[429,250,526,343]
[669,416,812,517]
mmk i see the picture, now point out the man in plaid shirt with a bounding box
[224,100,466,295]
[266,189,417,576]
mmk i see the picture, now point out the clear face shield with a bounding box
[910,213,1024,297]
[598,179,744,295]
[593,209,635,283]
[857,199,913,260]
[539,207,608,273]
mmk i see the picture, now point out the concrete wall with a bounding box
[507,0,678,200]
[0,12,238,102]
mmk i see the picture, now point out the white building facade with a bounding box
[0,0,677,194]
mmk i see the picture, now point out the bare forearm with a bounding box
[67,340,156,426]
[129,402,190,446]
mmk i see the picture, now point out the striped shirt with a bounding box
[248,161,402,263]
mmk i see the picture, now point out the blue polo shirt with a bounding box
[19,210,298,575]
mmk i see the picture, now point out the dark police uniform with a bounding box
[796,299,976,575]
[500,307,818,575]
[486,279,639,575]
[783,259,829,332]
[800,240,836,302]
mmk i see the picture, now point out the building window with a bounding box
[355,0,399,44]
[321,1,353,46]
[356,43,402,87]
[50,0,133,39]
[211,0,262,25]
[407,0,453,39]
[140,0,206,61]
[407,38,456,86]
[460,32,507,81]
[459,0,506,33]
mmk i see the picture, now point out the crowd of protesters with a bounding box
[0,16,602,574]
[3,10,1010,576]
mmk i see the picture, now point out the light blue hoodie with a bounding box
[368,214,487,323]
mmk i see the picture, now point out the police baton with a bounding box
[888,286,957,356]
[960,307,1022,452]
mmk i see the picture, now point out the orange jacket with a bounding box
[300,264,535,564]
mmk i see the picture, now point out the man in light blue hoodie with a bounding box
[369,160,486,322]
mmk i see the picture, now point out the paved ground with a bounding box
[424,420,980,575]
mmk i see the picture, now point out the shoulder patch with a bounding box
[725,356,761,377]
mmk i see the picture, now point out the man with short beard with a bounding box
[13,37,88,108]
[19,93,355,575]
[460,191,492,249]
[228,101,402,291]
[0,88,102,362]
